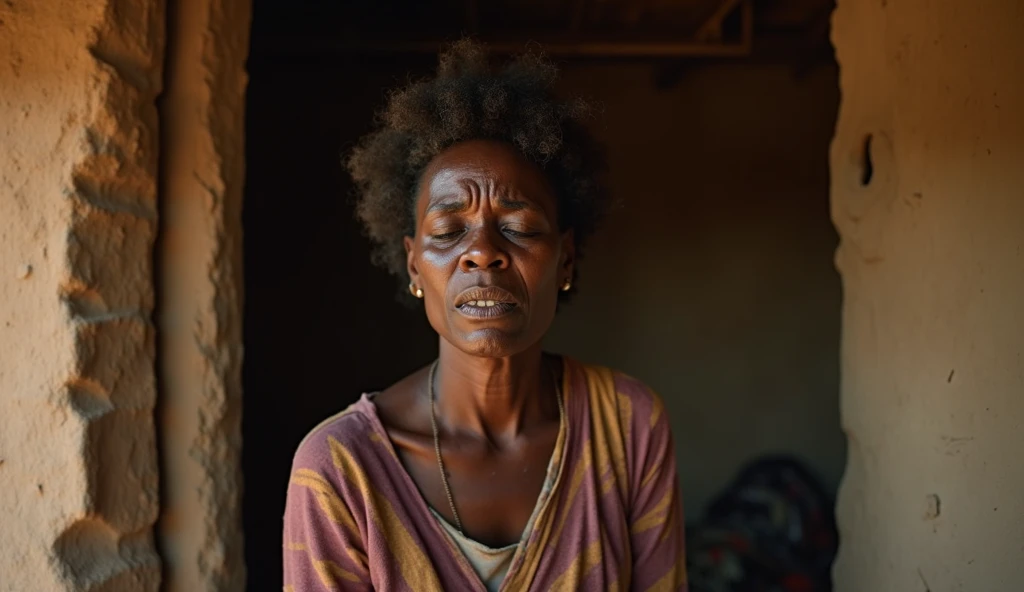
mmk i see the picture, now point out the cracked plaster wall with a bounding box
[831,0,1024,590]
[0,0,165,590]
[1,0,250,589]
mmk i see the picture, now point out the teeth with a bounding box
[465,300,502,307]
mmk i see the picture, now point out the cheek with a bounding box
[423,295,450,337]
[418,248,457,288]
[521,248,562,301]
[416,249,457,331]
[526,265,561,339]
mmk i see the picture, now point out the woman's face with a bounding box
[405,139,574,358]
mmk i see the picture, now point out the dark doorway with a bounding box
[243,1,841,588]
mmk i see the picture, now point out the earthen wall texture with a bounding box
[155,0,250,590]
[0,0,165,590]
[831,0,1024,589]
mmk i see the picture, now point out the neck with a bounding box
[433,339,558,445]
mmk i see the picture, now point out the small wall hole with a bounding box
[860,134,874,186]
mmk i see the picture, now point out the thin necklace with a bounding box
[428,359,565,536]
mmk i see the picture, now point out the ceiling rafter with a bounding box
[258,0,765,59]
[695,0,741,42]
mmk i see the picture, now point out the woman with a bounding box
[283,40,687,591]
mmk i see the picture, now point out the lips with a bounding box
[454,286,520,318]
[454,286,518,307]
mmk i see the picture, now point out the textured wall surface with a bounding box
[0,0,164,590]
[831,0,1024,590]
[154,0,250,590]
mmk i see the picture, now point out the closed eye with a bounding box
[502,226,542,238]
[431,229,465,241]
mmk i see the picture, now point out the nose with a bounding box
[458,227,510,272]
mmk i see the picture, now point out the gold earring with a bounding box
[561,279,572,292]
[409,283,424,299]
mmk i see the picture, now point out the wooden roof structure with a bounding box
[253,0,835,60]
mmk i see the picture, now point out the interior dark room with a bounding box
[243,1,842,589]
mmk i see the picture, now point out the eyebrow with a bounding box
[426,197,534,214]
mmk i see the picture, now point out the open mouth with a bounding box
[454,287,520,318]
[457,300,518,317]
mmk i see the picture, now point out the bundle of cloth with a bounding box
[685,456,838,592]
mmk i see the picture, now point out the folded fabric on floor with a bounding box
[685,456,838,592]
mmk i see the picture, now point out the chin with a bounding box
[454,329,527,358]
[432,307,552,358]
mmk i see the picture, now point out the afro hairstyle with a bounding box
[346,39,611,300]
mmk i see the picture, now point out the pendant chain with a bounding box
[427,360,564,536]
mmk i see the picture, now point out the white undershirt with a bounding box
[430,447,561,592]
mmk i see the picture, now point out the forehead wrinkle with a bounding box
[425,167,538,214]
[424,175,477,214]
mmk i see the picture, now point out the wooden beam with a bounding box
[254,2,761,62]
[695,0,742,42]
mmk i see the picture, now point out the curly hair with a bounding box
[346,39,610,300]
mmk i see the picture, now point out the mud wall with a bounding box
[830,0,1024,589]
[0,0,165,589]
[154,0,250,590]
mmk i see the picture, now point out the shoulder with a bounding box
[567,359,677,503]
[290,397,379,473]
[569,357,667,431]
[612,370,668,431]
